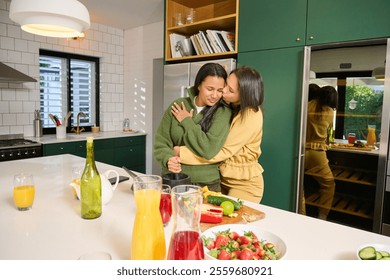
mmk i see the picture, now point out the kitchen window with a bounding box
[39,50,100,134]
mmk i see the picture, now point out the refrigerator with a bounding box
[152,58,236,174]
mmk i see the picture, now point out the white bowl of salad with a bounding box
[357,244,390,260]
[201,224,287,260]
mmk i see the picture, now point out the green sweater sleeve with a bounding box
[179,105,231,160]
[153,108,176,169]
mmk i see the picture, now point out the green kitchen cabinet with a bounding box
[238,47,304,211]
[94,138,114,166]
[43,136,146,173]
[114,136,146,173]
[43,142,78,155]
[307,0,390,45]
[239,0,307,51]
[239,0,390,52]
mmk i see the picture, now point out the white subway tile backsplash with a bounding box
[7,24,21,38]
[9,101,22,113]
[1,1,125,136]
[1,36,14,50]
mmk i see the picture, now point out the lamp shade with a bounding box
[9,0,90,38]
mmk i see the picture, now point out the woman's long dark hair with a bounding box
[230,66,264,122]
[193,63,228,132]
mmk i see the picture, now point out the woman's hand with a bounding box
[167,156,182,173]
[171,102,193,123]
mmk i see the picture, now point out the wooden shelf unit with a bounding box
[165,0,239,62]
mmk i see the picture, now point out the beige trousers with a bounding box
[304,149,336,218]
[221,175,264,204]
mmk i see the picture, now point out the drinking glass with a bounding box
[348,133,356,144]
[131,175,166,260]
[13,174,35,211]
[160,184,172,227]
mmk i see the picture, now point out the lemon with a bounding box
[220,201,235,216]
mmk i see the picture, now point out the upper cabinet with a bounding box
[239,0,390,53]
[165,0,239,62]
[239,0,307,52]
[307,0,390,45]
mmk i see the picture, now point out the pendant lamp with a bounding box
[9,0,90,38]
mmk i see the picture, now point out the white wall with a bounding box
[0,0,125,135]
[124,22,164,174]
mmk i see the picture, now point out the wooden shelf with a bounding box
[305,165,376,187]
[165,0,239,61]
[306,192,373,219]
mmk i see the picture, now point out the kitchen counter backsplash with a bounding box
[26,131,146,144]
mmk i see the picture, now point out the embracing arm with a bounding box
[153,109,176,168]
[180,110,263,165]
[172,101,231,160]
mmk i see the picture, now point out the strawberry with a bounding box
[230,250,241,260]
[227,240,240,251]
[215,234,230,248]
[218,249,231,260]
[237,235,252,245]
[243,230,257,242]
[202,236,215,250]
[228,231,240,240]
[239,248,254,260]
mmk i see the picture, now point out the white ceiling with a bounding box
[78,0,164,30]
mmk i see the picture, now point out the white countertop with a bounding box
[26,130,146,144]
[1,154,390,260]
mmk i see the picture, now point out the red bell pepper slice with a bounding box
[200,203,223,224]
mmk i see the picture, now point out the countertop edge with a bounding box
[26,131,147,144]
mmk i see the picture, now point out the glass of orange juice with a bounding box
[13,173,35,211]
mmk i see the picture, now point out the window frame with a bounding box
[39,49,100,135]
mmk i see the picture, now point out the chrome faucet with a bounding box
[71,112,86,135]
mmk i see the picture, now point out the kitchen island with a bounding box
[1,154,390,260]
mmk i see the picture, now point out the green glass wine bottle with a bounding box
[80,136,102,219]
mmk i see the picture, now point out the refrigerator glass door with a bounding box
[297,38,390,234]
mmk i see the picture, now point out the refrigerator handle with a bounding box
[180,86,188,98]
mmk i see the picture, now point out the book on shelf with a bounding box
[221,31,235,52]
[169,33,186,58]
[191,35,203,55]
[196,32,210,54]
[199,31,214,54]
[190,36,200,55]
[206,29,223,53]
[213,30,229,52]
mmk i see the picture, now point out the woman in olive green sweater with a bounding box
[153,63,231,191]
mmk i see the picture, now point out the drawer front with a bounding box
[114,144,145,172]
[43,143,75,155]
[114,136,145,147]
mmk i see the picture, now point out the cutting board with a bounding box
[200,204,266,232]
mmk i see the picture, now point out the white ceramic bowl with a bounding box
[356,244,390,260]
[202,224,287,260]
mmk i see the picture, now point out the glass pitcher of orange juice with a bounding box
[367,125,376,147]
[131,175,166,260]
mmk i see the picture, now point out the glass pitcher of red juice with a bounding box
[167,185,204,260]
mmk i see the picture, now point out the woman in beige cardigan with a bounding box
[169,66,265,203]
